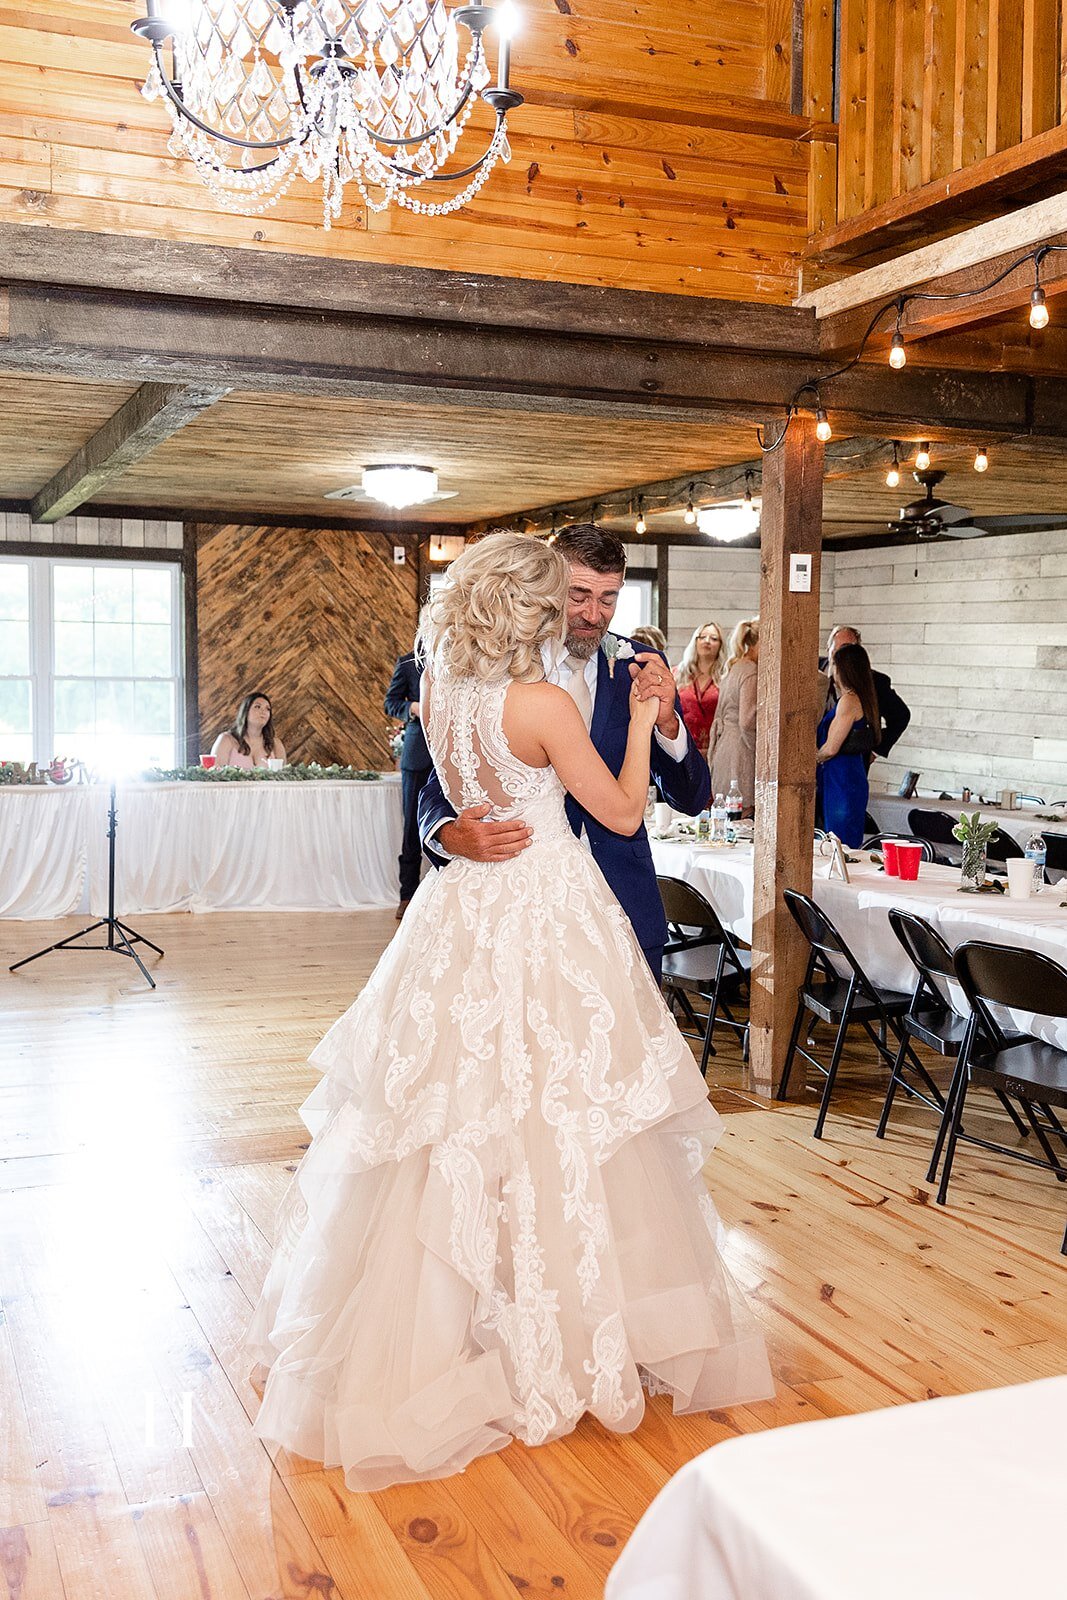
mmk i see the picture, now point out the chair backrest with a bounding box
[657,876,729,945]
[888,909,955,1005]
[908,809,959,846]
[863,831,935,862]
[784,889,874,994]
[954,941,1067,1046]
[985,827,1024,862]
[1017,795,1046,807]
[1041,833,1067,878]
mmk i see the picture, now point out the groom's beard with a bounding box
[565,623,609,660]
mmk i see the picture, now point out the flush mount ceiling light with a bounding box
[361,463,439,507]
[696,498,761,543]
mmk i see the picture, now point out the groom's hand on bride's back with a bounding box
[438,803,533,861]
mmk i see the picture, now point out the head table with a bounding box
[650,835,1067,1047]
[0,777,403,919]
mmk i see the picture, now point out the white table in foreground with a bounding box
[87,778,403,914]
[606,1378,1067,1600]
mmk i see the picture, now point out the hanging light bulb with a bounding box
[815,406,832,443]
[683,484,697,525]
[885,442,900,489]
[915,441,931,472]
[889,329,907,369]
[744,469,755,505]
[1030,285,1050,330]
[635,496,647,536]
[973,445,989,473]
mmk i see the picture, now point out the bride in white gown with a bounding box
[246,532,772,1491]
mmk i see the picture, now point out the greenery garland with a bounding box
[143,762,384,782]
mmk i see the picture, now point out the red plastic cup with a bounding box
[199,754,216,769]
[896,841,922,881]
[882,839,900,876]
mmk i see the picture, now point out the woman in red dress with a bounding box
[675,622,724,757]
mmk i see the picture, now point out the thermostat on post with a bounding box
[789,553,812,592]
[393,546,406,565]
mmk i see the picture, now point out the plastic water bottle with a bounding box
[726,778,743,826]
[711,792,727,844]
[1025,831,1047,893]
[696,806,711,842]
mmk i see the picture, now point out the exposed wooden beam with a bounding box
[0,222,817,358]
[30,382,230,523]
[475,437,899,537]
[0,282,1056,441]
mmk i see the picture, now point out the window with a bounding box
[613,575,654,637]
[0,556,183,771]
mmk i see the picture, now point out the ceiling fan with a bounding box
[888,470,1067,541]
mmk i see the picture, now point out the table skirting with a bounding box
[0,779,403,918]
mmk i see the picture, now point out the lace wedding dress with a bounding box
[246,667,773,1490]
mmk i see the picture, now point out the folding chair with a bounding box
[907,809,961,865]
[863,832,936,861]
[657,875,751,1077]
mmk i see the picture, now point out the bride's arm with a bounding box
[510,683,658,836]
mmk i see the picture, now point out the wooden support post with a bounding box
[749,412,825,1099]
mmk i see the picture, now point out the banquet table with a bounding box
[650,836,1067,1045]
[0,778,403,918]
[605,1377,1067,1600]
[868,789,1067,849]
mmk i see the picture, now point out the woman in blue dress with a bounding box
[816,643,880,847]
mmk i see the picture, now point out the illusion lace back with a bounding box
[246,668,772,1491]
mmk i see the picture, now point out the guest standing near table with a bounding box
[675,621,724,758]
[823,624,911,762]
[708,618,759,812]
[211,691,286,769]
[385,649,432,920]
[816,643,879,847]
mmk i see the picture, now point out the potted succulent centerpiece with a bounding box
[952,811,998,891]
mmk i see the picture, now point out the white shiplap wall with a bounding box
[832,527,1067,799]
[0,513,183,548]
[665,543,838,661]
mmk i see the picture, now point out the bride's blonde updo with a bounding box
[419,531,569,682]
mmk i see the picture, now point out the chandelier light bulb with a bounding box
[1029,286,1050,329]
[915,442,931,471]
[815,407,832,443]
[974,446,989,473]
[362,464,439,510]
[494,0,522,40]
[889,330,907,369]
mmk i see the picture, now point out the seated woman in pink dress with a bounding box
[211,691,287,769]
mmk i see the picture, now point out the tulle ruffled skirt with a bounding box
[246,838,772,1490]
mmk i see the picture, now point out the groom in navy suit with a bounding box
[418,523,711,979]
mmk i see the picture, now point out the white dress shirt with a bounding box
[426,639,688,855]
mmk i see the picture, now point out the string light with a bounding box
[815,406,832,443]
[1030,285,1050,330]
[885,442,900,489]
[634,496,647,536]
[889,330,907,369]
[915,441,931,471]
[744,469,755,505]
[683,484,697,525]
[973,445,989,473]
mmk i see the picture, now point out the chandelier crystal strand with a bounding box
[133,0,522,226]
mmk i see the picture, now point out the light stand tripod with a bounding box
[10,781,163,989]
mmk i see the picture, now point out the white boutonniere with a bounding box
[603,635,635,679]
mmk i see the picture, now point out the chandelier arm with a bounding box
[152,43,294,153]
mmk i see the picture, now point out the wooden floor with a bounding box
[2,910,1065,1600]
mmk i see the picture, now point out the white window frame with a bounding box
[0,553,185,768]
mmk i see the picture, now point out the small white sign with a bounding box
[789,553,812,592]
[393,545,406,565]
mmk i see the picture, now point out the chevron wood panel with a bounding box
[194,523,418,770]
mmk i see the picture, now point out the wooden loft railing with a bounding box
[803,0,1067,263]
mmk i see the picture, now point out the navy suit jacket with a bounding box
[385,653,432,773]
[417,643,711,953]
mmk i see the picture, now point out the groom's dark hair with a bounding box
[554,523,627,575]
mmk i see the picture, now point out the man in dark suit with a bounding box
[417,524,711,980]
[823,624,911,761]
[385,649,433,920]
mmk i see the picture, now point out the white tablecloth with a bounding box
[0,779,403,918]
[606,1378,1067,1600]
[0,786,91,918]
[868,791,1067,849]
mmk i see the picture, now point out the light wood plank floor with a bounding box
[2,911,1065,1600]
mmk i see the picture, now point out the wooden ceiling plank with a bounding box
[29,380,230,523]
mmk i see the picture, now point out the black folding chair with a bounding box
[658,876,751,1077]
[1043,834,1067,885]
[779,891,928,1139]
[937,941,1067,1254]
[863,832,936,862]
[907,809,961,865]
[985,827,1024,867]
[879,911,1029,1165]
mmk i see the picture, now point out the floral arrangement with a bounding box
[143,762,382,783]
[0,760,31,786]
[952,811,998,889]
[388,725,406,762]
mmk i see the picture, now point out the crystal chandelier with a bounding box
[132,0,523,225]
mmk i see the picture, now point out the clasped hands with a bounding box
[437,654,677,862]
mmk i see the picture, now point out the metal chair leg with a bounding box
[813,998,853,1140]
[876,1027,910,1139]
[778,1000,807,1100]
[936,1067,968,1206]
